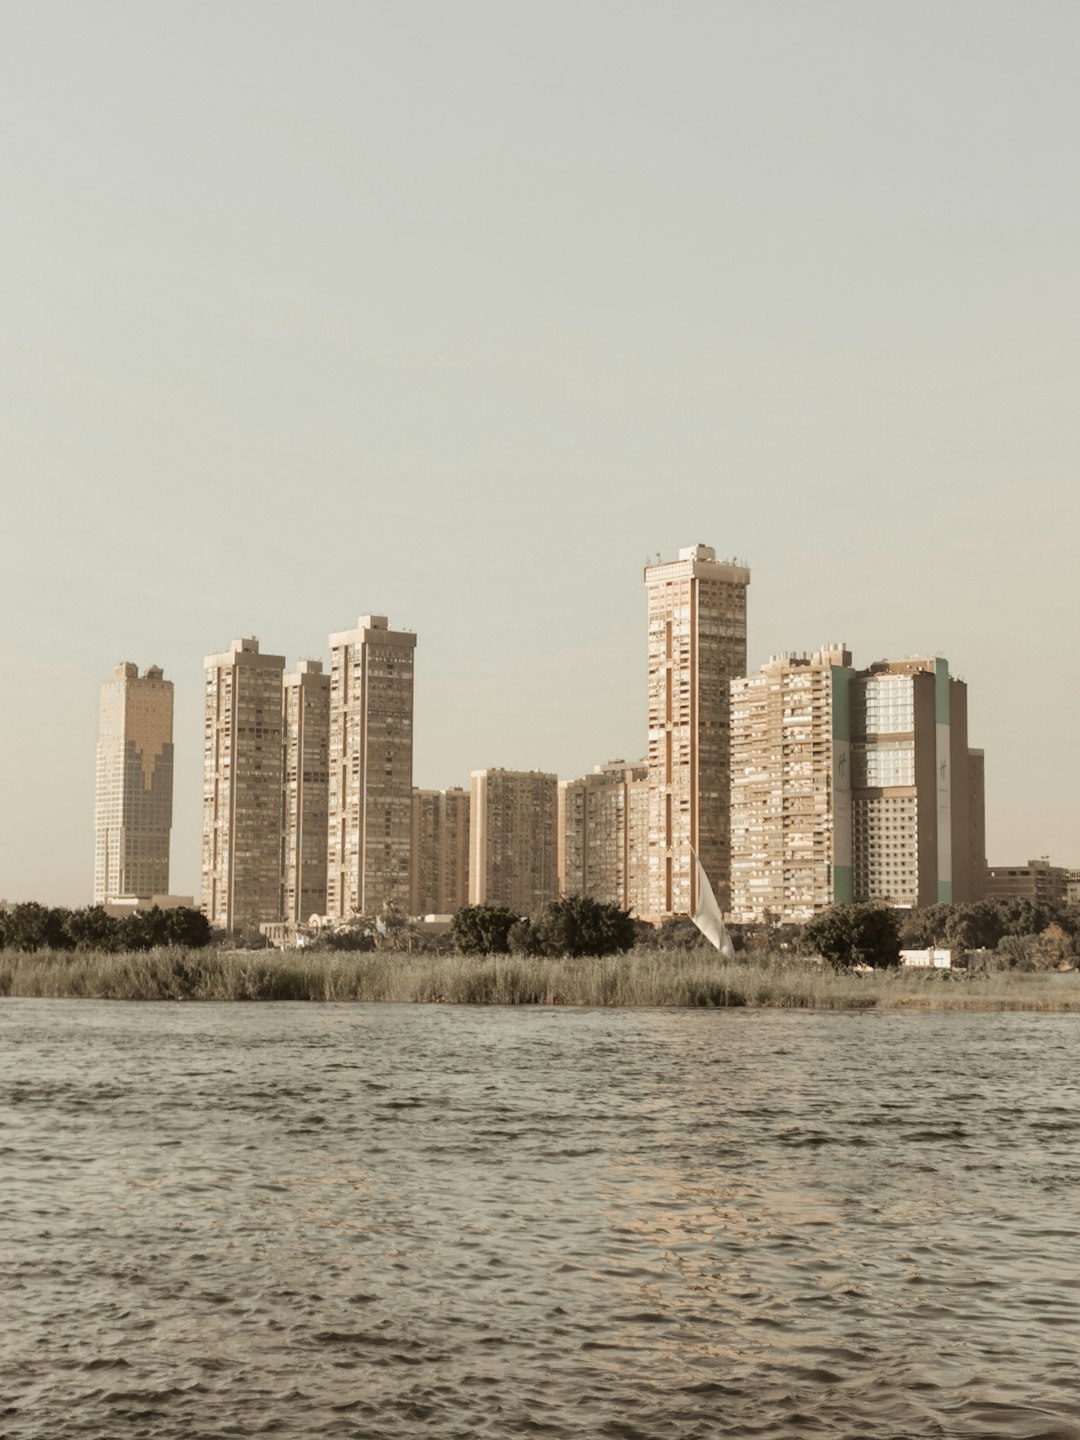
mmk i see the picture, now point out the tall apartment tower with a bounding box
[93,662,174,903]
[644,544,750,918]
[469,768,558,913]
[202,638,286,932]
[729,646,854,924]
[326,616,416,918]
[558,760,649,915]
[410,786,470,916]
[851,657,985,908]
[281,660,331,924]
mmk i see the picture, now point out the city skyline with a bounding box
[3,4,1077,905]
[14,551,1079,909]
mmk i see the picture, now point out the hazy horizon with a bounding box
[3,1,1077,905]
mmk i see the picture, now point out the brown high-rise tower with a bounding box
[644,545,749,918]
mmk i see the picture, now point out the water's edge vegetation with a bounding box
[2,947,1078,1010]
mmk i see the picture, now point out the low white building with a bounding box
[899,948,952,969]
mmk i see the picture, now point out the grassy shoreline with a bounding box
[1,947,1078,1011]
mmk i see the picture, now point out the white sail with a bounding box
[689,845,735,959]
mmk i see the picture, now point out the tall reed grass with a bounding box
[1,947,1078,1010]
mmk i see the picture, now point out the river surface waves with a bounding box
[2,1001,1079,1439]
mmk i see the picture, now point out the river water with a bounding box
[1,1001,1078,1439]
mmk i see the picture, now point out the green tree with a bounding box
[3,903,71,952]
[161,907,213,948]
[63,905,122,951]
[897,903,951,951]
[803,904,901,970]
[527,895,637,958]
[994,897,1058,940]
[943,900,1006,953]
[450,904,520,955]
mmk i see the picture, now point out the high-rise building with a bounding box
[94,662,174,904]
[851,657,985,908]
[410,786,470,916]
[469,768,558,913]
[326,616,416,918]
[644,544,750,918]
[558,760,649,914]
[202,638,286,932]
[281,660,330,924]
[729,647,854,924]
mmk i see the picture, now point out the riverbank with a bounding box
[1,947,1078,1009]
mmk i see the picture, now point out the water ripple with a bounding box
[0,1001,1077,1437]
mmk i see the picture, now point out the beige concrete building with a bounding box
[985,859,1069,907]
[729,647,854,924]
[94,662,174,904]
[644,544,749,918]
[281,660,330,924]
[410,786,470,916]
[327,616,416,918]
[851,657,985,908]
[558,760,649,915]
[202,638,286,932]
[469,768,558,913]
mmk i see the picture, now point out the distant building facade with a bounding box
[281,660,330,924]
[326,616,416,918]
[202,638,285,932]
[410,786,470,916]
[94,662,174,904]
[644,544,749,919]
[850,657,985,908]
[729,647,854,924]
[985,859,1070,907]
[558,760,649,915]
[469,768,558,913]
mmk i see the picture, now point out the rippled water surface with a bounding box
[2,1001,1079,1439]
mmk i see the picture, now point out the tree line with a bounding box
[801,896,1080,970]
[451,894,1080,970]
[0,903,212,953]
[2,893,1075,970]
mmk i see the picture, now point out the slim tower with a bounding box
[644,545,749,918]
[281,660,331,923]
[202,638,286,932]
[729,646,854,924]
[94,663,174,903]
[326,616,416,918]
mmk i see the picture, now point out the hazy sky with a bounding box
[2,0,1077,905]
